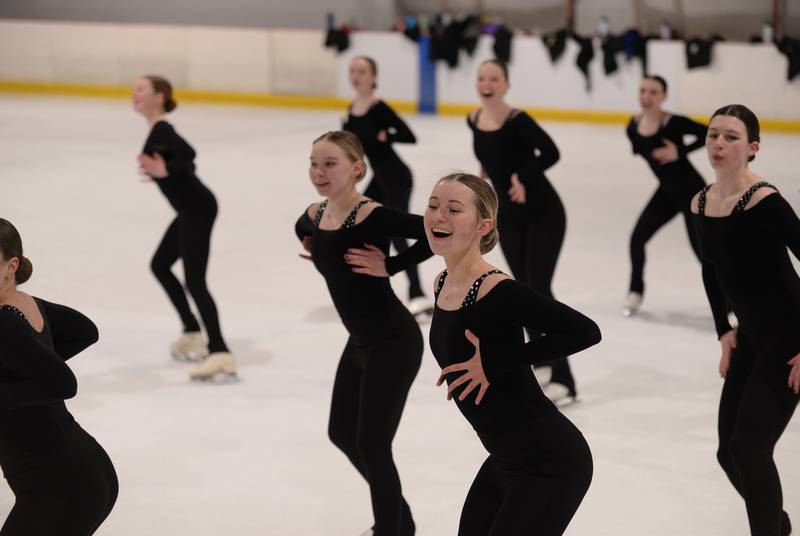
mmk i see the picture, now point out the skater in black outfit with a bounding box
[625,75,712,315]
[0,219,118,535]
[467,59,576,403]
[295,131,432,536]
[355,173,601,535]
[691,105,799,536]
[343,56,433,318]
[133,75,236,381]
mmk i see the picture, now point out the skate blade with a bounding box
[171,352,207,363]
[622,307,637,317]
[553,395,579,408]
[190,371,239,384]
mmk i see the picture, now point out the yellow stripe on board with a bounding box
[1,80,798,132]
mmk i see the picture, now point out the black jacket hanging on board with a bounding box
[460,15,482,56]
[685,36,723,69]
[325,28,350,53]
[542,29,568,63]
[494,25,513,63]
[777,36,800,81]
[573,35,594,89]
[602,35,624,75]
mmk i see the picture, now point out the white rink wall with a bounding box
[1,19,799,119]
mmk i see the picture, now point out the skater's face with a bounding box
[309,140,365,197]
[476,63,509,104]
[638,79,665,111]
[706,115,759,171]
[132,78,165,115]
[425,180,493,258]
[349,57,377,95]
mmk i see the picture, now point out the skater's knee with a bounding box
[716,442,735,471]
[328,422,354,454]
[729,434,771,472]
[184,275,209,297]
[150,256,170,277]
[356,434,392,469]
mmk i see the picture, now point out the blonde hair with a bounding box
[437,173,499,254]
[313,131,368,182]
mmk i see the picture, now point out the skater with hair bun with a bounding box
[133,75,236,381]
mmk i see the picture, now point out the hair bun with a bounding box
[15,255,33,284]
[164,99,177,113]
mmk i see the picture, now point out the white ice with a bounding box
[0,95,798,535]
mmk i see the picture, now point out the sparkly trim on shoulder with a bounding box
[0,304,27,320]
[434,269,505,308]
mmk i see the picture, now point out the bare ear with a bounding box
[748,140,760,159]
[353,160,366,180]
[476,218,494,238]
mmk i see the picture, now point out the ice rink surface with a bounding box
[0,95,798,535]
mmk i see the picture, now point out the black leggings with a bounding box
[629,187,700,294]
[364,162,424,300]
[2,426,118,536]
[327,322,422,536]
[496,197,574,389]
[150,201,228,353]
[717,331,799,536]
[459,417,592,535]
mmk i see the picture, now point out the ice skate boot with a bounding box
[408,296,434,320]
[623,291,643,317]
[189,352,238,382]
[170,332,208,362]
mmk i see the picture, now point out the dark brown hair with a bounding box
[711,104,760,162]
[145,75,177,113]
[0,219,32,284]
[480,58,509,82]
[437,173,500,254]
[312,131,368,182]
[643,75,668,94]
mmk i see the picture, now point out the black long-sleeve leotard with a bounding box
[694,192,800,342]
[142,120,216,212]
[429,278,601,435]
[626,114,707,202]
[0,299,117,535]
[343,100,416,171]
[295,205,432,337]
[0,300,95,457]
[468,110,560,219]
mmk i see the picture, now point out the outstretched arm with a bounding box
[480,281,601,380]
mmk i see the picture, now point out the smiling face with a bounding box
[706,115,759,172]
[638,78,666,112]
[349,57,377,95]
[308,139,364,198]
[424,179,494,259]
[476,61,509,105]
[132,77,163,116]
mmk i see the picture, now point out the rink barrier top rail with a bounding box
[1,80,799,133]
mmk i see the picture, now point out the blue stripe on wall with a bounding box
[418,36,436,114]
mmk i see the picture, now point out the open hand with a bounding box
[651,139,679,165]
[508,173,526,204]
[788,353,800,394]
[138,153,168,179]
[345,244,388,277]
[719,329,737,379]
[436,329,490,405]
